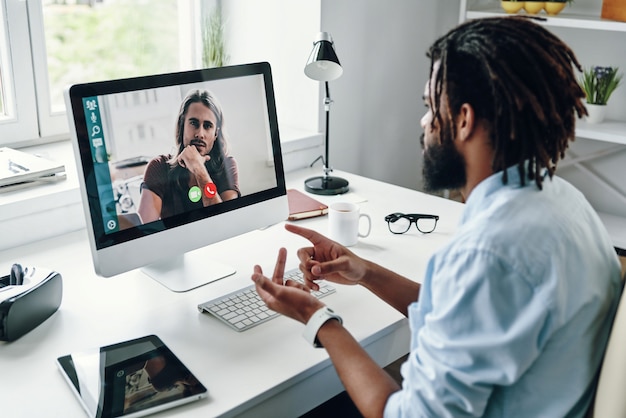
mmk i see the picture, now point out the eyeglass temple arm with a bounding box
[405,213,439,220]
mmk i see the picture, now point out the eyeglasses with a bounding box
[385,212,439,234]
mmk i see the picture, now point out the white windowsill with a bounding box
[0,129,323,251]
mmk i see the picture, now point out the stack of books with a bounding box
[0,147,66,193]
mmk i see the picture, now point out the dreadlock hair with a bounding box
[427,16,587,189]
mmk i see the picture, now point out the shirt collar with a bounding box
[460,163,540,225]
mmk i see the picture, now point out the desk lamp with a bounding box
[304,32,349,195]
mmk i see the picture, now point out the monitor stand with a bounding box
[141,252,236,292]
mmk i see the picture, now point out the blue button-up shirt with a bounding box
[385,167,622,417]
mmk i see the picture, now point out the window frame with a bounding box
[26,0,68,142]
[1,0,39,146]
[1,0,322,148]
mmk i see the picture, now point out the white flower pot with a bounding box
[585,103,608,124]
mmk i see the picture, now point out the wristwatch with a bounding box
[302,306,343,348]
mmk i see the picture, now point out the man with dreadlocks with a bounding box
[250,16,623,417]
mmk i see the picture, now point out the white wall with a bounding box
[220,0,460,190]
[222,0,322,134]
[320,0,460,191]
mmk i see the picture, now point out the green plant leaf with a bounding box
[202,7,229,68]
[579,66,623,105]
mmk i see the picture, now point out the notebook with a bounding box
[0,147,65,188]
[287,188,329,220]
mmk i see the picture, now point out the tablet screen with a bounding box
[57,335,207,418]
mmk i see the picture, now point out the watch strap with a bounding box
[302,306,343,348]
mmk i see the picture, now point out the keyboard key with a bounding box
[228,314,248,324]
[198,268,336,332]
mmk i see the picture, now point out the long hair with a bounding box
[168,89,229,189]
[427,16,587,189]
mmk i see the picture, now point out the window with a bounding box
[1,0,39,145]
[0,5,9,117]
[0,5,8,117]
[1,0,320,148]
[28,0,198,143]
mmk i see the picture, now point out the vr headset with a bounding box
[0,264,62,342]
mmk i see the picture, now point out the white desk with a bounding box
[0,169,464,417]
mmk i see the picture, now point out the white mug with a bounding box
[328,202,371,247]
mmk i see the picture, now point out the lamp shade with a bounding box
[304,32,343,81]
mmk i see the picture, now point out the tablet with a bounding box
[56,335,207,418]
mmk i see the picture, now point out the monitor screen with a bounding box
[66,62,288,292]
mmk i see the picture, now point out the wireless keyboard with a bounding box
[197,268,336,332]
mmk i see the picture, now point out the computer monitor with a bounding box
[66,62,288,292]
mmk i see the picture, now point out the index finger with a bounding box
[271,247,288,285]
[284,223,327,246]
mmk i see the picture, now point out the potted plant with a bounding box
[579,66,623,123]
[202,7,229,68]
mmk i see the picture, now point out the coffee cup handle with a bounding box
[358,214,372,238]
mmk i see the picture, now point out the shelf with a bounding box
[576,120,626,145]
[461,1,626,252]
[466,9,626,32]
[464,5,626,146]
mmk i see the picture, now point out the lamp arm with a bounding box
[324,81,332,177]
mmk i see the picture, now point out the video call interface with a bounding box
[76,71,282,245]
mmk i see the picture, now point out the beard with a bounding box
[421,133,467,192]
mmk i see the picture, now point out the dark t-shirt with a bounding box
[142,154,239,219]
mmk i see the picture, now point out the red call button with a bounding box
[204,182,217,198]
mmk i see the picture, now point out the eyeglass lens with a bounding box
[415,217,437,233]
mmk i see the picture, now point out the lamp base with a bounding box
[304,175,349,195]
